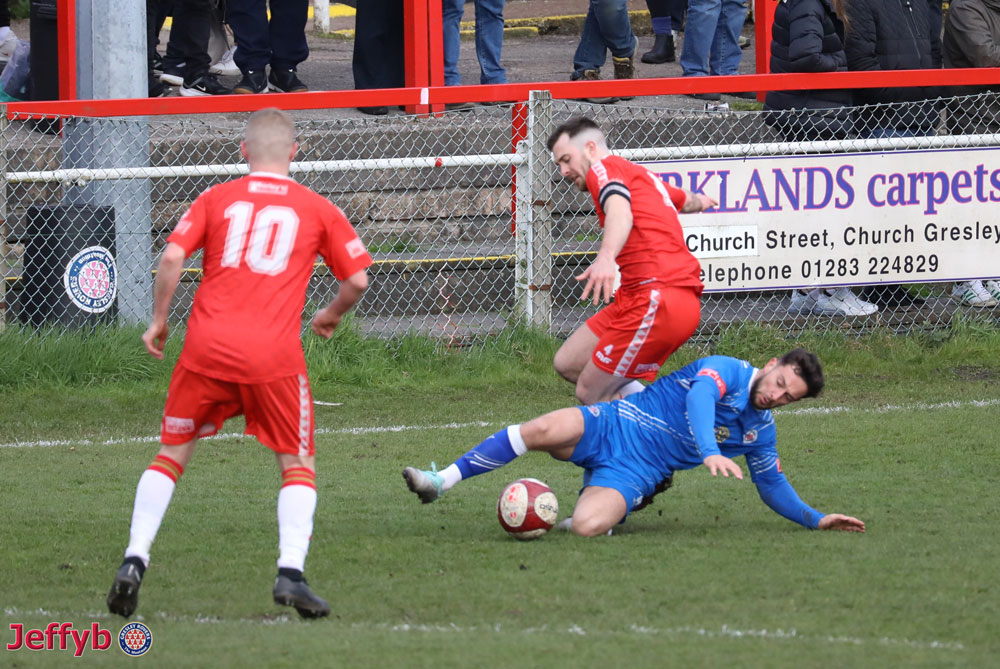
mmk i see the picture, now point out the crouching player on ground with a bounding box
[107,108,372,618]
[404,349,865,537]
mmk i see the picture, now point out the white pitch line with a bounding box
[0,608,965,651]
[3,397,999,450]
[0,421,491,449]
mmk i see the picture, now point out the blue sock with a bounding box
[454,427,524,480]
[652,17,672,35]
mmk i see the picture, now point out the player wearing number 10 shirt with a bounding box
[106,108,372,620]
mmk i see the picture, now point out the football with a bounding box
[497,478,559,540]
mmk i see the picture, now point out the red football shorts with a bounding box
[160,365,315,456]
[585,284,701,381]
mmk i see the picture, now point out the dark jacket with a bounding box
[943,0,1000,132]
[765,0,854,139]
[844,0,942,133]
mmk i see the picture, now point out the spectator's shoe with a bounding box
[641,33,675,64]
[358,106,389,116]
[612,36,638,100]
[148,75,167,98]
[209,46,240,76]
[159,62,187,86]
[152,52,164,73]
[814,288,878,316]
[953,280,998,307]
[403,464,445,504]
[985,280,1000,303]
[0,28,18,62]
[445,102,476,111]
[787,289,818,315]
[574,69,616,105]
[273,573,331,619]
[738,35,751,49]
[268,68,308,93]
[180,73,232,97]
[107,558,145,618]
[233,68,268,94]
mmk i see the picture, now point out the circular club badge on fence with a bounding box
[118,622,153,656]
[63,245,118,313]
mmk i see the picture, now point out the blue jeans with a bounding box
[679,0,746,77]
[442,0,507,85]
[572,0,636,76]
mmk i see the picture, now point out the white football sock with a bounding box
[124,469,177,567]
[277,484,316,572]
[617,380,646,398]
[440,464,462,491]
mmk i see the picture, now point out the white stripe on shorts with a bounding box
[614,289,660,377]
[297,374,311,456]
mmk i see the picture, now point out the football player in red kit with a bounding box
[107,108,372,619]
[547,116,717,404]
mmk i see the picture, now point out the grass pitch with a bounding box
[1,325,999,667]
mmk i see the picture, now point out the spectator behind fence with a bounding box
[227,0,310,94]
[765,0,878,317]
[642,0,685,64]
[152,0,232,97]
[0,0,18,64]
[442,0,507,111]
[570,0,639,104]
[353,0,405,116]
[681,0,754,101]
[941,0,1000,307]
[844,0,940,310]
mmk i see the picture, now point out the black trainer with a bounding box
[180,73,232,97]
[273,572,331,619]
[268,68,308,93]
[107,557,145,618]
[233,68,268,95]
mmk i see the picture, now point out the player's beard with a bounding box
[749,373,769,410]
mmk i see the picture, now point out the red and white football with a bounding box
[497,478,559,540]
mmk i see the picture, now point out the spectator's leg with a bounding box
[572,2,609,77]
[268,0,309,70]
[707,0,744,76]
[679,0,722,77]
[667,0,686,33]
[172,0,213,82]
[595,0,635,59]
[442,0,464,86]
[474,0,507,84]
[353,0,405,90]
[227,0,270,72]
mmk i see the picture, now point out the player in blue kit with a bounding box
[403,349,865,537]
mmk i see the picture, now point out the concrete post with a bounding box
[314,0,331,34]
[514,90,554,332]
[66,0,152,325]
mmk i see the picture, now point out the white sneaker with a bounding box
[953,281,997,307]
[787,289,817,314]
[840,288,879,315]
[985,279,1000,302]
[814,288,874,316]
[209,47,239,76]
[0,28,18,61]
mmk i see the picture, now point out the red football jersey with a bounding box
[586,155,703,293]
[167,172,372,383]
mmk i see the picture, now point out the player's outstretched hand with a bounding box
[576,254,618,305]
[311,307,342,339]
[817,514,866,533]
[142,320,169,359]
[703,454,744,480]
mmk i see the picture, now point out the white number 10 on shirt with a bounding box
[221,201,301,275]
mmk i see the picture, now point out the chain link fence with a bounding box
[2,92,999,347]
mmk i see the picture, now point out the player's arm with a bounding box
[312,268,369,339]
[748,451,865,532]
[142,242,186,359]
[686,372,744,479]
[578,192,632,305]
[679,189,717,213]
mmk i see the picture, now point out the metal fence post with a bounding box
[0,105,6,332]
[515,90,554,332]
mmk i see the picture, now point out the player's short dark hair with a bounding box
[546,116,601,151]
[779,348,824,398]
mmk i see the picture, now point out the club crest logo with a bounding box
[587,405,601,417]
[118,622,152,657]
[714,426,730,443]
[63,246,117,313]
[743,429,758,443]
